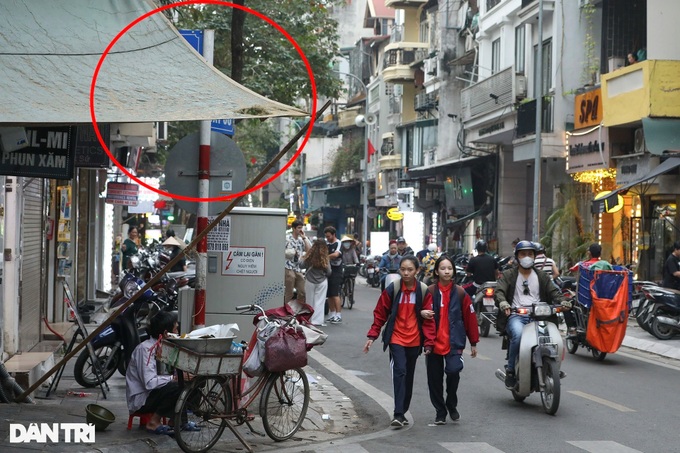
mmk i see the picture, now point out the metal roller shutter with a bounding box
[19,178,45,352]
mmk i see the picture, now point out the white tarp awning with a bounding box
[0,0,306,124]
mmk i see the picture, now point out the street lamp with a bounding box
[334,71,370,251]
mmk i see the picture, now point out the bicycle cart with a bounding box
[159,305,311,453]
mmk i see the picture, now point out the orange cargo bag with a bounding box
[585,270,629,354]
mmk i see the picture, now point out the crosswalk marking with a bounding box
[315,445,371,453]
[568,441,644,452]
[440,443,505,453]
[568,390,636,412]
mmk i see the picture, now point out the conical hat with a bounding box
[340,235,354,242]
[162,236,186,249]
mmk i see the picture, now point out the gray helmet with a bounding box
[533,242,545,254]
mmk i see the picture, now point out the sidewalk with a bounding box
[0,352,359,452]
[622,322,680,360]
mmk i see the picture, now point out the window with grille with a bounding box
[492,38,501,74]
[515,25,526,74]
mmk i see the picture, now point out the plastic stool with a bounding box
[127,412,167,430]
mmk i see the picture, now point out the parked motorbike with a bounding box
[635,283,661,334]
[74,272,171,388]
[647,286,680,340]
[366,255,381,288]
[474,281,497,337]
[495,303,564,415]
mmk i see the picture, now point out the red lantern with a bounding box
[154,200,167,209]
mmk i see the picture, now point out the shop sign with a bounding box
[444,167,474,214]
[566,127,610,174]
[386,207,404,221]
[74,124,111,168]
[615,155,659,186]
[0,126,75,179]
[574,88,603,129]
[105,182,138,206]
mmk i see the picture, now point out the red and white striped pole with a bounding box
[194,29,215,329]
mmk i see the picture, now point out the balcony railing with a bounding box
[461,66,514,121]
[515,98,554,137]
[384,48,417,69]
[414,90,438,111]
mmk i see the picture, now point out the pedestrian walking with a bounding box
[300,239,332,327]
[421,254,478,425]
[363,256,431,428]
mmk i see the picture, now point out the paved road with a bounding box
[301,277,680,453]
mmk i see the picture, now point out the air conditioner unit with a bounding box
[634,127,647,153]
[515,75,527,99]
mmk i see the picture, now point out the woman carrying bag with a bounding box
[299,239,332,327]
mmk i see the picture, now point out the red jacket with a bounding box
[422,284,479,353]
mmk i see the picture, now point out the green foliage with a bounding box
[233,119,282,181]
[540,185,594,269]
[330,138,363,180]
[163,0,343,106]
[580,2,600,85]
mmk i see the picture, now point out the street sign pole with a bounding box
[195,29,215,329]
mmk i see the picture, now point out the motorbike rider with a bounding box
[396,237,414,256]
[465,240,499,297]
[379,241,402,291]
[533,243,560,278]
[495,240,571,390]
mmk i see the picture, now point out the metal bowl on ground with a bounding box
[86,404,116,431]
[166,336,236,354]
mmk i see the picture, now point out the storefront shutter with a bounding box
[19,178,45,352]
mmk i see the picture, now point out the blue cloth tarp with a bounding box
[577,265,633,308]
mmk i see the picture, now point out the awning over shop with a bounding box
[308,184,360,209]
[405,155,482,179]
[642,118,680,155]
[445,204,492,229]
[0,0,304,124]
[593,157,680,210]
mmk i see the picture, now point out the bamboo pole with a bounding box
[17,101,331,402]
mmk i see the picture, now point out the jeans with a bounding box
[506,314,531,373]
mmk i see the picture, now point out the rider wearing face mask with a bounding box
[494,240,570,389]
[340,235,360,265]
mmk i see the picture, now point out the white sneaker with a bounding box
[330,316,342,324]
[326,313,336,322]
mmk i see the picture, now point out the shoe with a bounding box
[567,327,577,337]
[330,316,342,324]
[390,418,404,428]
[401,415,409,425]
[434,417,447,425]
[559,370,567,379]
[318,323,328,327]
[180,421,201,432]
[326,313,336,322]
[449,409,460,422]
[504,372,516,390]
[146,425,174,435]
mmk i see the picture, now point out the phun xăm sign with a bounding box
[0,126,75,178]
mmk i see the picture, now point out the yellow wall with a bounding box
[602,60,680,126]
[402,83,416,123]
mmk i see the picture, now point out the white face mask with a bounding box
[519,256,534,269]
[342,242,351,250]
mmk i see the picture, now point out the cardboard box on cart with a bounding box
[178,208,287,343]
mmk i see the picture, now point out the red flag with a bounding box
[367,139,376,163]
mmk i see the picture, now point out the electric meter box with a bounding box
[204,207,287,340]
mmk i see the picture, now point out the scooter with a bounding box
[73,273,167,388]
[648,286,680,340]
[635,284,661,334]
[495,303,564,415]
[366,255,381,288]
[474,281,497,337]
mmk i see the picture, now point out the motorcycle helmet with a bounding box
[427,243,438,252]
[534,242,546,254]
[514,240,536,257]
[475,240,488,253]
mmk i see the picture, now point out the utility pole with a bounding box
[532,0,544,242]
[194,29,214,329]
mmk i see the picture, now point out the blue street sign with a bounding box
[179,29,203,54]
[211,119,234,136]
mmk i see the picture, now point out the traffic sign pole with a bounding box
[194,29,215,329]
